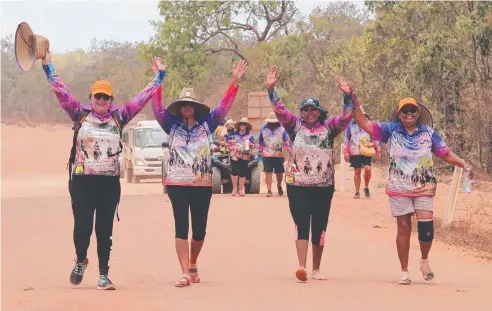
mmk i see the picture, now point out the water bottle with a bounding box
[462,167,472,193]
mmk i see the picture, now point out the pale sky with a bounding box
[1,0,364,53]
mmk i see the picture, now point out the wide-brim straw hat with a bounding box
[235,117,252,131]
[167,87,210,120]
[389,100,434,127]
[224,119,235,127]
[15,22,50,72]
[264,112,279,123]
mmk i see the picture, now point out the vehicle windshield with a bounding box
[134,127,168,148]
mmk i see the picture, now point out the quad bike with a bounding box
[211,149,261,195]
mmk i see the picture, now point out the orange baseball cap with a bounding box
[91,80,113,96]
[398,97,418,111]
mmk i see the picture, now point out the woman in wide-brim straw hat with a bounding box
[41,50,167,290]
[258,112,291,197]
[150,59,248,287]
[352,95,474,285]
[265,65,356,282]
[225,117,255,196]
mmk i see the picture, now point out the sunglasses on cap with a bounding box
[94,93,111,101]
[400,106,418,114]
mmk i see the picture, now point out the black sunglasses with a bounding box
[302,106,318,112]
[239,122,248,126]
[400,106,418,114]
[94,93,111,101]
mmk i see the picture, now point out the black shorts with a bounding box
[263,157,285,173]
[349,155,372,168]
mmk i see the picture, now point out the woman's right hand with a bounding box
[42,50,51,65]
[265,66,279,90]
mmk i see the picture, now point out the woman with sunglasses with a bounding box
[151,60,248,287]
[41,51,167,290]
[264,66,357,282]
[225,117,255,196]
[352,96,474,285]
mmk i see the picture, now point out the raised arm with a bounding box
[150,85,177,134]
[119,57,167,126]
[42,52,82,121]
[208,60,248,132]
[343,126,351,159]
[324,77,358,137]
[265,66,298,134]
[282,130,291,152]
[258,130,265,155]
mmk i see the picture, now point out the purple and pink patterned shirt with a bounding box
[151,84,239,187]
[225,131,255,161]
[43,63,166,176]
[344,120,381,157]
[258,124,290,158]
[372,122,450,197]
[268,89,354,187]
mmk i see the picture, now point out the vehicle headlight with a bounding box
[135,157,145,166]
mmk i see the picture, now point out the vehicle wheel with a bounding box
[248,167,261,194]
[212,167,222,194]
[222,182,233,194]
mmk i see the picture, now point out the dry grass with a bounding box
[411,200,492,261]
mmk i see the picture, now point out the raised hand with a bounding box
[336,75,351,95]
[42,50,52,65]
[232,59,248,85]
[265,66,279,89]
[152,56,167,72]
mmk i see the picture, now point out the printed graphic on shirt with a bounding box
[386,130,437,196]
[285,124,334,187]
[165,123,214,186]
[261,126,287,158]
[74,113,121,176]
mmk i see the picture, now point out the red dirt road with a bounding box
[2,124,492,311]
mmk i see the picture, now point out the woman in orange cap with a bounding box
[352,95,474,285]
[41,51,167,290]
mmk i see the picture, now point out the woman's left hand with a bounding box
[336,76,351,95]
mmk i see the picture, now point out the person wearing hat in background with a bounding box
[352,95,474,285]
[258,112,291,197]
[264,66,357,282]
[225,117,256,196]
[41,51,167,290]
[343,106,381,199]
[150,59,248,287]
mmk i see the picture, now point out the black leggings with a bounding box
[167,186,213,241]
[231,159,248,177]
[286,185,335,246]
[70,175,120,275]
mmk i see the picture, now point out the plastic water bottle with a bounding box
[462,168,472,193]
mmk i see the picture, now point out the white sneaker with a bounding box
[419,259,435,281]
[398,271,411,285]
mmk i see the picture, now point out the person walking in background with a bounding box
[258,112,291,197]
[344,107,381,199]
[225,117,255,196]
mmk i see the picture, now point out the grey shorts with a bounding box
[388,196,434,217]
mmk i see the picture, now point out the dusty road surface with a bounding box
[2,124,492,311]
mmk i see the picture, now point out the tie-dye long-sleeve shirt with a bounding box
[151,84,239,186]
[268,89,355,187]
[372,122,450,197]
[258,124,291,158]
[344,120,381,157]
[43,63,166,176]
